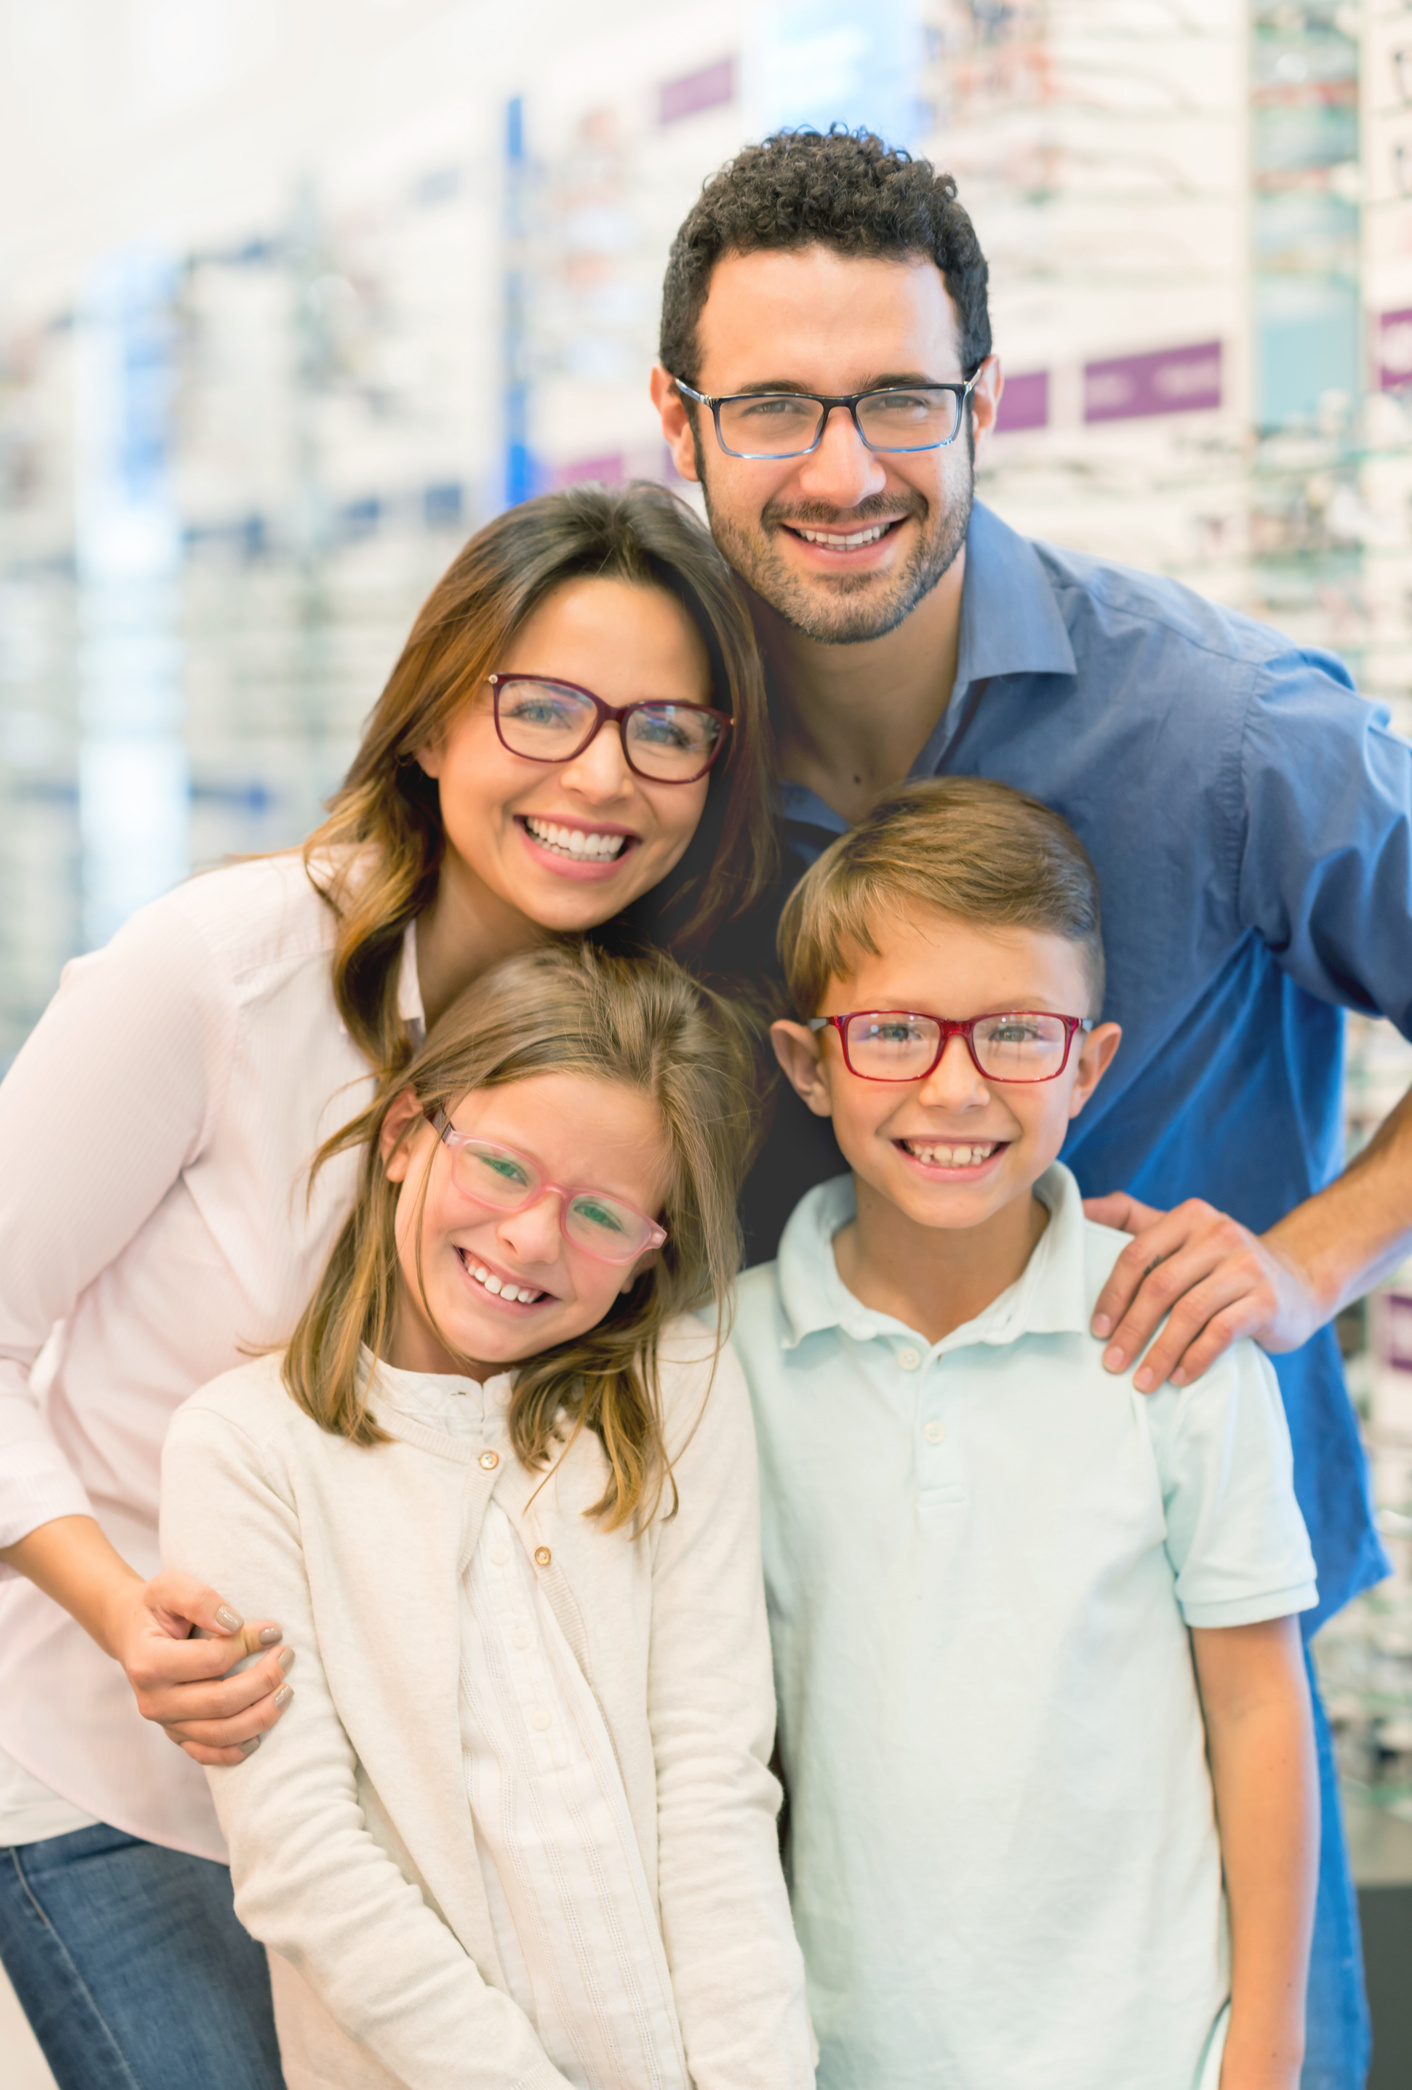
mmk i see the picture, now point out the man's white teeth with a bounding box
[461,1252,543,1305]
[796,522,890,548]
[904,1141,999,1168]
[525,817,626,860]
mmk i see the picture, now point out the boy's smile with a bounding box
[773,905,1122,1341]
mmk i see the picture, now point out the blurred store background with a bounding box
[2,0,1412,2079]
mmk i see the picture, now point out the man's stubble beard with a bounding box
[695,435,975,647]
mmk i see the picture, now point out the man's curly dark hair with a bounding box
[659,126,991,388]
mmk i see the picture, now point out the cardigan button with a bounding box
[479,1450,499,1470]
[534,1546,552,1567]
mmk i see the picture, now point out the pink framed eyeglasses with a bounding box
[430,1113,667,1263]
[809,1009,1094,1084]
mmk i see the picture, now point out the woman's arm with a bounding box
[648,1332,814,2090]
[162,1392,575,2090]
[0,897,286,1759]
[1190,1617,1318,2090]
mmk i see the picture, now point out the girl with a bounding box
[160,942,813,2090]
[0,482,775,2087]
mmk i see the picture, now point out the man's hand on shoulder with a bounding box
[1083,1193,1323,1390]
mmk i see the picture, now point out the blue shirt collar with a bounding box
[953,501,1077,689]
[774,1161,1090,1354]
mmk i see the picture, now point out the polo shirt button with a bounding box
[898,1347,922,1371]
[532,1708,552,1731]
[479,1449,499,1470]
[924,1420,946,1444]
[534,1546,552,1567]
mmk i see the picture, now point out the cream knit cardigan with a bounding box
[160,1324,813,2090]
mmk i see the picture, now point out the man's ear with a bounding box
[771,1020,835,1119]
[650,365,700,484]
[380,1091,427,1180]
[1068,1022,1121,1121]
[970,354,1004,465]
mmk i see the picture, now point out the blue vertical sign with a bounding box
[74,248,188,949]
[504,95,534,509]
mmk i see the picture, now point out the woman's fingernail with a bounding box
[257,1626,282,1647]
[1134,1367,1154,1392]
[239,1737,261,1756]
[1092,1313,1113,1338]
[1103,1345,1126,1372]
[276,1646,296,1674]
[274,1685,294,1711]
[215,1605,243,1633]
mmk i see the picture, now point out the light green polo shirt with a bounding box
[732,1162,1317,2090]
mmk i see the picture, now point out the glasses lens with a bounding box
[496,679,595,760]
[716,393,825,457]
[564,1193,654,1263]
[453,1139,538,1208]
[855,387,961,452]
[971,1014,1070,1080]
[843,1013,942,1080]
[624,704,724,781]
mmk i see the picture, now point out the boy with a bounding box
[731,775,1319,2090]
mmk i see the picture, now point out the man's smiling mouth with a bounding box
[783,517,905,551]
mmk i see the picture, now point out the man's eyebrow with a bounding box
[717,371,950,395]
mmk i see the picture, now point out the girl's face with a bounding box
[379,1070,672,1381]
[416,577,716,936]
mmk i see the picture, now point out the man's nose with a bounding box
[792,405,888,512]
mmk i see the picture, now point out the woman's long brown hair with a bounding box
[303,481,777,1085]
[282,942,768,1530]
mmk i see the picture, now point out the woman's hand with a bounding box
[1,1514,294,1767]
[104,1568,295,1767]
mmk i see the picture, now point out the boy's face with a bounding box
[772,907,1121,1233]
[650,246,1002,645]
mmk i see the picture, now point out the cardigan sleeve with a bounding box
[648,1330,815,2090]
[161,1392,575,2090]
[0,896,229,1558]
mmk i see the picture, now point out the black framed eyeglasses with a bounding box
[672,374,980,460]
[810,1009,1094,1084]
[487,674,732,785]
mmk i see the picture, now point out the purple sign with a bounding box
[659,57,735,125]
[995,370,1048,434]
[1084,340,1222,423]
[1378,307,1412,392]
[554,453,624,489]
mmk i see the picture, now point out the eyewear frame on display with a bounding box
[430,1111,668,1262]
[809,1010,1095,1084]
[671,373,981,459]
[487,673,733,784]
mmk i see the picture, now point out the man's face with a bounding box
[652,247,1001,645]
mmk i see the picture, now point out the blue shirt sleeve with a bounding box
[1237,648,1412,1033]
[1146,1337,1319,1628]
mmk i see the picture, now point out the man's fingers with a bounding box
[1131,1279,1264,1391]
[1083,1192,1163,1237]
[1090,1200,1220,1340]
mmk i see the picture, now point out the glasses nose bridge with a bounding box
[811,394,868,456]
[923,1021,988,1088]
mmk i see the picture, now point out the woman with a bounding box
[0,481,775,2090]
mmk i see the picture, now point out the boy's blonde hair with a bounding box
[778,776,1105,1014]
[283,942,764,1530]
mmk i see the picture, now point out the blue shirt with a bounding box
[764,499,1407,1628]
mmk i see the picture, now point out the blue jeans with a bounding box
[1304,1651,1372,2090]
[0,1822,282,2090]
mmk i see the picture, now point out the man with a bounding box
[651,127,1412,2088]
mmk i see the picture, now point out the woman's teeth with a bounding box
[524,816,627,860]
[458,1250,544,1305]
[903,1140,1000,1168]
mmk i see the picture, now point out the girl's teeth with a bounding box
[525,818,626,861]
[463,1254,541,1305]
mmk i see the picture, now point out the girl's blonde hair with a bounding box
[303,481,777,1086]
[283,942,765,1529]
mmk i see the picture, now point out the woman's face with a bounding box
[380,1071,671,1380]
[416,577,716,935]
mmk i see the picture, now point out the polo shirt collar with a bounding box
[775,1160,1090,1354]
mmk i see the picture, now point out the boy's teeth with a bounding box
[797,522,888,548]
[525,817,626,860]
[904,1140,999,1168]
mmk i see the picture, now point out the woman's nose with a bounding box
[558,720,635,803]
